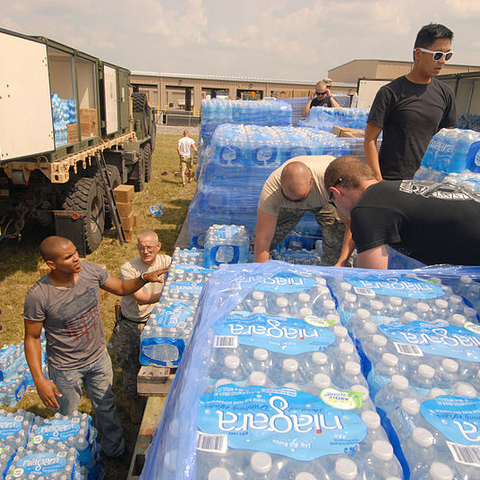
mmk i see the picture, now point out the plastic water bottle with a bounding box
[275,358,305,387]
[428,462,454,480]
[304,373,332,396]
[331,458,358,480]
[363,440,402,479]
[405,427,437,479]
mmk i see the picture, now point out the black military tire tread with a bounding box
[144,143,152,183]
[103,165,122,229]
[62,176,105,253]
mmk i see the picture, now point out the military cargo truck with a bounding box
[0,28,155,253]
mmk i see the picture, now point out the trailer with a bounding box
[0,28,155,252]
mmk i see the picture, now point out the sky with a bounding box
[2,0,480,82]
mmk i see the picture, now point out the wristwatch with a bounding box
[140,272,149,283]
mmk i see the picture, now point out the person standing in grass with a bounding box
[23,236,166,460]
[177,129,198,186]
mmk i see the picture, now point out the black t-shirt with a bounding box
[351,180,480,265]
[367,76,457,180]
[311,96,333,108]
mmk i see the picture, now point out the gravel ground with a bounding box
[156,124,200,136]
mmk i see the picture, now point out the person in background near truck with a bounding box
[365,23,457,181]
[254,155,353,266]
[177,129,198,186]
[302,80,340,117]
[23,236,167,461]
[112,230,170,424]
[325,156,480,269]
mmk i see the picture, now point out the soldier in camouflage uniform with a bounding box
[253,156,353,266]
[112,230,170,423]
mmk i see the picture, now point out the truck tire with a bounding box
[133,92,153,139]
[132,92,147,113]
[104,165,122,229]
[62,176,105,253]
[144,143,152,183]
[131,151,145,192]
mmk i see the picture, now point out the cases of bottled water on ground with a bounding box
[139,259,480,480]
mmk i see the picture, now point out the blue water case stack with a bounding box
[298,106,370,133]
[203,225,250,268]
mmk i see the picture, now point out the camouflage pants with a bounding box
[271,204,350,266]
[112,317,145,399]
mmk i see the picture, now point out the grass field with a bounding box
[0,132,198,479]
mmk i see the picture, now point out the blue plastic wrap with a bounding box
[298,106,370,133]
[141,262,480,480]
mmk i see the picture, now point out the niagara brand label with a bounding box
[35,420,81,441]
[169,281,205,295]
[254,273,317,294]
[0,416,22,438]
[16,453,67,475]
[154,302,192,328]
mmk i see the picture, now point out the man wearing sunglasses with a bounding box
[324,156,480,269]
[302,80,340,117]
[254,155,353,266]
[365,23,457,181]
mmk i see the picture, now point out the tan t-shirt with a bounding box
[120,254,171,321]
[257,155,335,217]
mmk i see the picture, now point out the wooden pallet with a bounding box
[126,396,167,480]
[137,365,177,396]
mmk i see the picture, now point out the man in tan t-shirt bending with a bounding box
[254,155,353,266]
[112,229,170,423]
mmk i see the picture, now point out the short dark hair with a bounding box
[414,23,453,49]
[324,156,375,191]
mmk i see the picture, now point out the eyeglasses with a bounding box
[328,178,342,206]
[417,48,453,62]
[137,245,156,252]
[316,91,327,96]
[281,179,313,203]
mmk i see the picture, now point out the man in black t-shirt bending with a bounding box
[325,156,480,269]
[365,23,457,181]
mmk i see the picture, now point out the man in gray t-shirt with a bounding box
[23,236,166,459]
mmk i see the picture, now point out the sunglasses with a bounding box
[316,91,327,96]
[417,48,453,62]
[328,178,342,206]
[281,179,313,203]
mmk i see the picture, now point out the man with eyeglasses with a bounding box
[365,23,457,181]
[324,156,480,269]
[302,80,340,117]
[113,229,170,423]
[254,155,353,266]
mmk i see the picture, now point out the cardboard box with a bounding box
[80,108,98,137]
[133,211,140,228]
[116,202,133,218]
[124,229,134,241]
[120,212,134,230]
[332,126,365,138]
[114,185,135,203]
[67,123,78,143]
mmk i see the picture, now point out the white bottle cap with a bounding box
[416,302,430,313]
[351,384,369,399]
[435,298,448,309]
[450,295,463,306]
[402,312,418,323]
[372,440,394,461]
[276,297,289,308]
[253,348,268,362]
[345,361,361,375]
[460,275,473,284]
[208,467,232,480]
[249,371,267,386]
[361,410,380,429]
[300,307,313,318]
[340,342,355,355]
[298,293,311,303]
[316,277,327,287]
[340,282,352,292]
[413,427,434,448]
[419,364,435,379]
[334,326,348,338]
[442,358,459,373]
[390,296,402,306]
[373,334,387,347]
[323,300,336,311]
[326,313,341,325]
[455,382,477,398]
[428,388,448,399]
[450,314,466,326]
[283,358,299,372]
[283,382,299,390]
[312,352,328,365]
[313,373,331,389]
[382,353,398,367]
[429,462,454,480]
[364,322,377,334]
[251,452,272,474]
[355,308,371,320]
[370,300,384,311]
[252,290,265,301]
[335,458,358,480]
[316,286,330,296]
[214,378,232,389]
[253,306,267,314]
[391,375,409,390]
[344,293,357,303]
[295,473,316,480]
[401,397,420,415]
[225,355,240,369]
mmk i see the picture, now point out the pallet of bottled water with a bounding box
[333,268,480,479]
[139,248,215,368]
[199,99,292,149]
[203,225,250,268]
[0,336,48,408]
[141,262,408,480]
[1,409,104,480]
[298,106,369,133]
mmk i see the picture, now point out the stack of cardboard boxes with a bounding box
[113,185,140,241]
[80,108,98,138]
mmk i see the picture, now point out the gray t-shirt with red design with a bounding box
[24,261,109,370]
